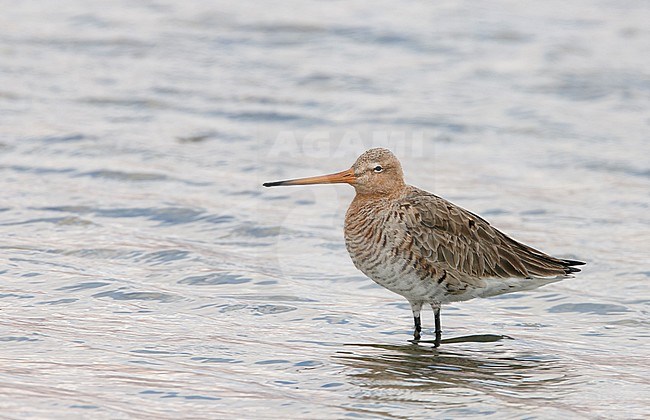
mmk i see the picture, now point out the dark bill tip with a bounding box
[263,181,285,187]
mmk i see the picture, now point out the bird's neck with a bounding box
[351,185,408,205]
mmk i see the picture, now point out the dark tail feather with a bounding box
[561,259,585,274]
[562,259,585,266]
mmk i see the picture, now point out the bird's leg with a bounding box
[413,315,422,341]
[410,301,423,342]
[432,304,442,348]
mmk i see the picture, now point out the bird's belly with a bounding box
[346,245,446,302]
[370,266,443,302]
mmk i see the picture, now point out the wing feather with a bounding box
[398,188,582,279]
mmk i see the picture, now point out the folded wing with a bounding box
[399,190,584,279]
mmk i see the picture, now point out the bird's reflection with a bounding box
[337,335,570,395]
[415,333,513,346]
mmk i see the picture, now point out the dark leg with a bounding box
[413,314,422,341]
[433,306,441,348]
[409,301,423,343]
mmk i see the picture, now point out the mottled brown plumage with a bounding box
[264,148,584,346]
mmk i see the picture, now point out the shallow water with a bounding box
[1,0,649,418]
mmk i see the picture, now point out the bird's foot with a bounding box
[410,331,421,345]
[433,331,441,348]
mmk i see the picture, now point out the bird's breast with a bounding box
[344,200,446,301]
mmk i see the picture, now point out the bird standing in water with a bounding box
[263,148,584,347]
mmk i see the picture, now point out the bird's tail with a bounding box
[561,259,586,274]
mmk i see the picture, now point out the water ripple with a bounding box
[92,290,180,303]
[547,303,630,314]
[179,273,251,286]
[40,206,234,226]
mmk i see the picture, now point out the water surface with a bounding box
[1,0,649,418]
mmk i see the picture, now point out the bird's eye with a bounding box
[373,165,383,173]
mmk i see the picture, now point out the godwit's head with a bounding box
[263,147,406,197]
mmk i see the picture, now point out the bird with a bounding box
[263,148,584,347]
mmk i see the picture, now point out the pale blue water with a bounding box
[1,1,649,418]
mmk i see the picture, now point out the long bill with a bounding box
[263,168,355,187]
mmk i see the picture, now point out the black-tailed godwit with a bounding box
[264,148,584,346]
